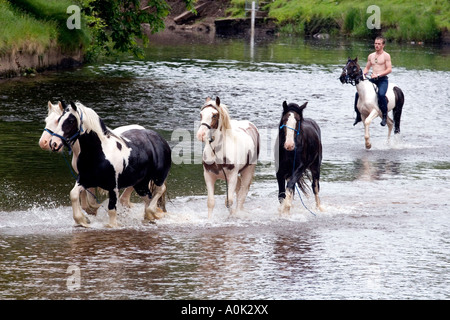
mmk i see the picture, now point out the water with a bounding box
[0,37,449,300]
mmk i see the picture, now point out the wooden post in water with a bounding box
[250,1,256,59]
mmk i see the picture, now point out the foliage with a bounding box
[80,0,196,60]
[1,0,196,60]
[0,0,58,55]
[247,0,448,42]
[7,0,90,52]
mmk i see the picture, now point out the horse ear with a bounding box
[282,101,288,112]
[58,101,64,111]
[354,57,358,62]
[215,97,220,107]
[70,101,77,111]
[301,102,308,108]
[205,97,212,103]
[48,101,53,110]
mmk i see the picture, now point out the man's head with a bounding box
[374,36,386,52]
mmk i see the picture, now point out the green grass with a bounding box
[232,0,450,42]
[0,0,58,55]
[0,0,90,56]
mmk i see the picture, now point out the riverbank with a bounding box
[253,0,449,43]
[150,0,450,45]
[0,0,88,78]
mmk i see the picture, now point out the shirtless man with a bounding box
[354,36,392,126]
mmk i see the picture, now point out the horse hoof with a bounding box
[76,222,90,228]
[365,143,372,149]
[105,222,118,228]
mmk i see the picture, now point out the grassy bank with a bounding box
[0,0,89,56]
[231,0,449,42]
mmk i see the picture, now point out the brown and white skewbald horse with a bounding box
[197,97,260,218]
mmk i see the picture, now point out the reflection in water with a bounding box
[354,156,402,181]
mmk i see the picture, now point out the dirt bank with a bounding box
[145,0,232,44]
[0,48,83,78]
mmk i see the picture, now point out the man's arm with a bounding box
[363,54,372,75]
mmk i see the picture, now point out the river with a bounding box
[0,37,449,300]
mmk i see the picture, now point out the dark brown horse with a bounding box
[276,101,323,215]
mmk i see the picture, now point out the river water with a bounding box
[0,37,449,300]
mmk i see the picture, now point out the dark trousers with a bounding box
[354,76,389,115]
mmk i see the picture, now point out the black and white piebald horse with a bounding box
[340,57,405,149]
[49,101,171,227]
[39,101,136,215]
[276,101,323,215]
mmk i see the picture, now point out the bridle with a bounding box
[200,103,219,143]
[280,122,300,137]
[45,109,84,154]
[341,61,365,86]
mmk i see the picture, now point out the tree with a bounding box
[80,0,196,59]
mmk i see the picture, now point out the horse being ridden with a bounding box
[196,97,260,218]
[49,101,171,227]
[39,101,136,215]
[276,101,323,215]
[340,57,404,149]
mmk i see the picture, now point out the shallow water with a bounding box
[0,37,449,299]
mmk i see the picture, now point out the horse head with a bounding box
[196,96,231,143]
[339,57,363,85]
[280,101,307,151]
[49,101,84,153]
[39,101,64,150]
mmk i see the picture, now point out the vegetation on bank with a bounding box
[0,0,195,62]
[230,0,449,42]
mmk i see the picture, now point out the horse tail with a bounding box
[393,86,404,134]
[296,170,312,196]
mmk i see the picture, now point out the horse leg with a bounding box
[364,109,379,149]
[280,164,304,215]
[144,182,166,221]
[235,165,255,213]
[276,170,286,203]
[204,170,217,218]
[106,189,119,228]
[279,186,293,216]
[226,172,238,214]
[310,164,324,212]
[120,186,134,208]
[386,115,394,143]
[84,188,101,215]
[393,87,404,134]
[70,183,90,227]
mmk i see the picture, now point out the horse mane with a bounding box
[68,102,125,144]
[204,97,232,131]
